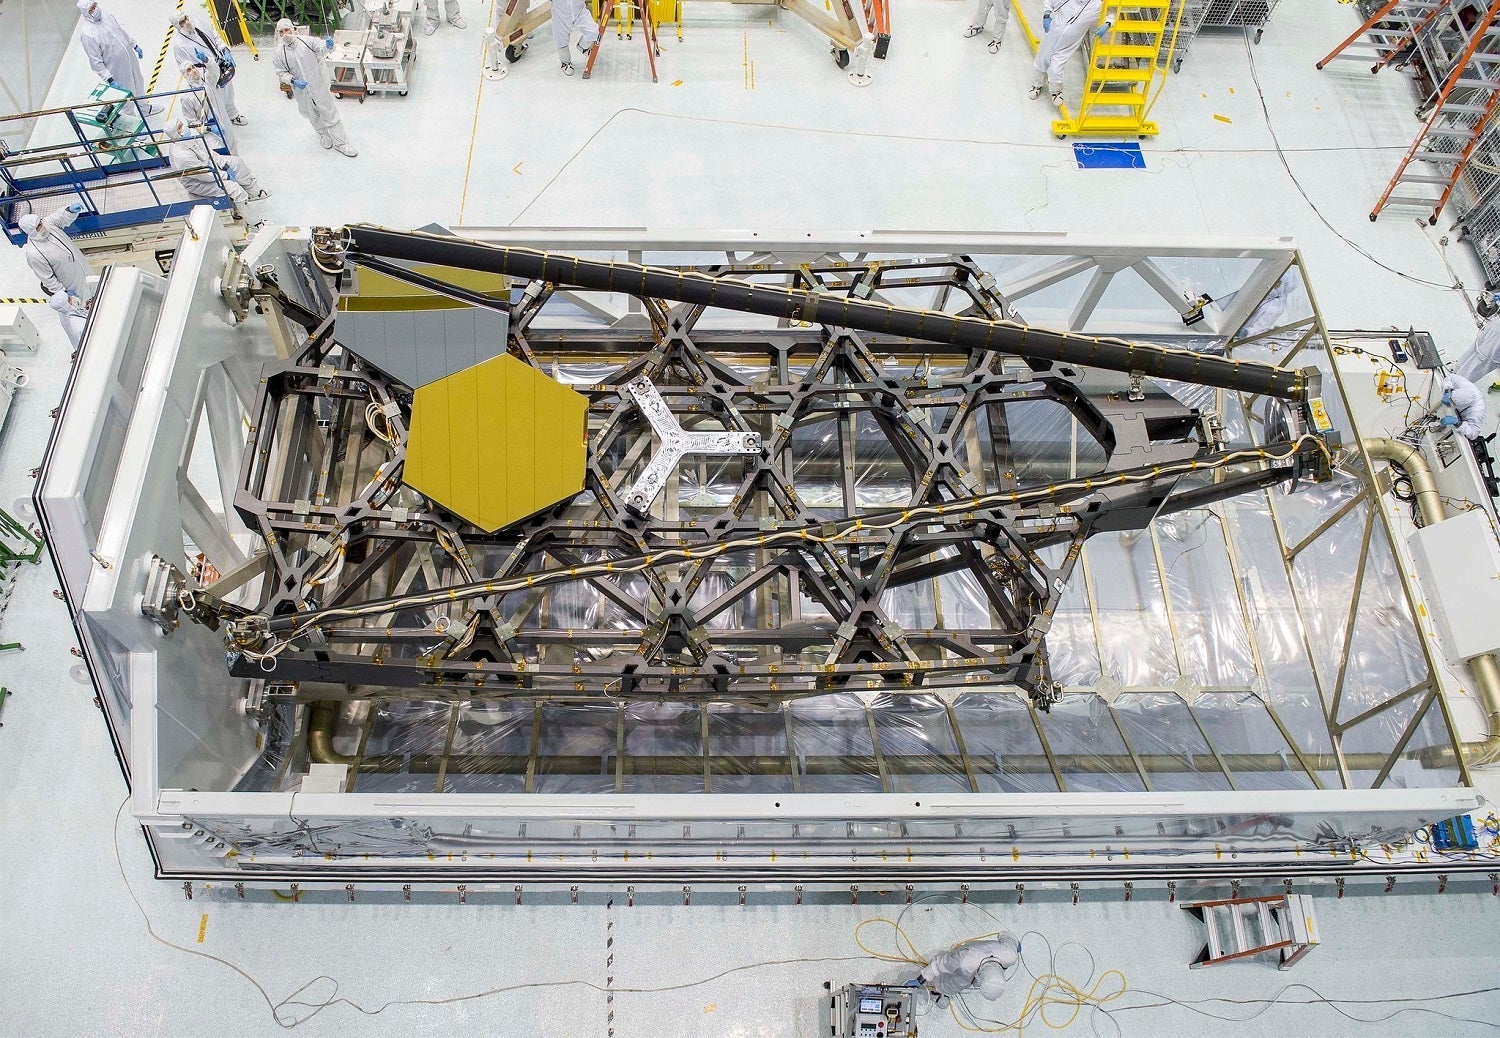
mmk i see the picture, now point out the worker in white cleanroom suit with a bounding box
[551,0,601,76]
[48,289,90,351]
[918,933,1021,1003]
[424,0,467,35]
[179,64,235,152]
[171,13,244,127]
[963,0,1010,53]
[1452,321,1500,385]
[19,207,92,300]
[166,120,269,227]
[1237,270,1299,340]
[78,0,161,115]
[272,19,358,157]
[1028,0,1112,108]
[1439,373,1488,440]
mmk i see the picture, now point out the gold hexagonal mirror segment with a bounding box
[403,354,589,533]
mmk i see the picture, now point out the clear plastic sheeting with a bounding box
[947,695,1057,794]
[1075,531,1180,687]
[443,703,533,793]
[1193,693,1319,791]
[790,696,883,794]
[1153,511,1257,687]
[707,706,795,794]
[533,704,621,794]
[1035,697,1147,794]
[1112,693,1233,793]
[870,699,970,794]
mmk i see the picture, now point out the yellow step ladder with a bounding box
[1053,0,1174,139]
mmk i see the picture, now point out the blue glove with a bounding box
[226,167,237,182]
[1441,415,1460,427]
[134,44,144,57]
[195,48,209,61]
[107,77,118,86]
[1094,20,1111,38]
[292,77,308,89]
[324,36,336,50]
[1042,13,1052,31]
[66,202,86,214]
[1442,391,1453,405]
[223,54,235,67]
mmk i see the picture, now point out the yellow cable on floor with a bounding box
[853,917,930,966]
[853,913,1128,1037]
[949,966,1128,1035]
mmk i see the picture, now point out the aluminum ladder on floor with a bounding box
[1371,0,1500,223]
[1053,0,1172,139]
[1182,893,1320,970]
[1315,0,1450,74]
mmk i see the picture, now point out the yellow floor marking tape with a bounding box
[148,31,173,93]
[457,0,499,223]
[147,0,187,94]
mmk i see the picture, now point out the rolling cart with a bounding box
[1161,0,1281,71]
[361,0,418,97]
[326,29,370,101]
[1198,0,1279,44]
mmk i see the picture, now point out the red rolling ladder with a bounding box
[1368,0,1500,223]
[1316,0,1452,74]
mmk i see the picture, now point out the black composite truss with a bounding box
[202,228,1324,708]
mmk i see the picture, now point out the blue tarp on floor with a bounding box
[1073,142,1146,169]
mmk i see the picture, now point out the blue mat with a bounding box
[1072,142,1146,169]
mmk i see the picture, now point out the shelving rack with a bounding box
[241,0,342,35]
[1159,0,1281,72]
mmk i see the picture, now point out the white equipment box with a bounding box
[0,356,26,433]
[1409,508,1500,665]
[0,306,40,353]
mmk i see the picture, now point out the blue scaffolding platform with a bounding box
[1,84,239,248]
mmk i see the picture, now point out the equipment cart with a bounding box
[326,29,370,101]
[1161,0,1281,72]
[362,0,417,96]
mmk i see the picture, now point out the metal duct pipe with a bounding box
[341,226,1308,401]
[1365,437,1444,525]
[306,702,359,766]
[1364,437,1500,769]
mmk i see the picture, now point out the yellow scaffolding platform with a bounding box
[1047,0,1175,140]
